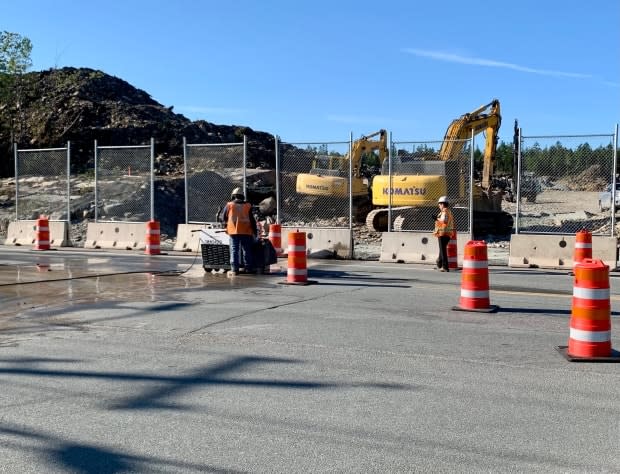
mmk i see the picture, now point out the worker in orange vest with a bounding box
[433,195,454,272]
[222,187,257,276]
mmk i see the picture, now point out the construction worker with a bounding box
[222,187,257,276]
[433,195,454,272]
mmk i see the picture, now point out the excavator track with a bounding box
[365,206,514,236]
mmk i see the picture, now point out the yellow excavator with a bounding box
[365,99,512,235]
[295,129,388,221]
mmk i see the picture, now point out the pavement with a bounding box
[0,246,619,473]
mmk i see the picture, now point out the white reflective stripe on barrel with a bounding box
[269,232,281,237]
[460,289,489,298]
[287,268,307,276]
[37,226,50,231]
[36,240,50,245]
[575,242,592,248]
[573,287,609,300]
[462,260,488,269]
[288,245,306,252]
[569,328,611,342]
[148,229,160,235]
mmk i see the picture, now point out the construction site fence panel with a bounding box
[15,143,70,222]
[515,132,617,236]
[278,140,352,229]
[184,140,245,224]
[389,139,473,235]
[95,142,153,223]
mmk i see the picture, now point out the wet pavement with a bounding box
[1,246,620,472]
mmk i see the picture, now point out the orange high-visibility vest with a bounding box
[226,201,254,235]
[434,208,454,237]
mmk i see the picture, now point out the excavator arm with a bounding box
[438,99,501,190]
[349,129,388,177]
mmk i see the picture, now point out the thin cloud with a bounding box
[177,106,249,115]
[602,81,620,88]
[401,48,592,79]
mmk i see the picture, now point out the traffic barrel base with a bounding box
[452,240,498,313]
[555,346,620,362]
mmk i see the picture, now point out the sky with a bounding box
[3,0,619,145]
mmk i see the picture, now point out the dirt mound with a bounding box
[565,165,608,191]
[0,67,277,177]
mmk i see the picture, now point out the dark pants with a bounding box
[437,235,451,271]
[229,234,254,272]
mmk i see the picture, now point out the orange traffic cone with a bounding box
[557,258,619,361]
[573,229,592,268]
[145,220,161,255]
[34,216,50,251]
[447,231,458,271]
[453,240,498,313]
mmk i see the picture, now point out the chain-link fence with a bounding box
[278,140,352,228]
[515,132,617,235]
[94,140,153,222]
[381,139,473,234]
[15,143,70,221]
[184,138,245,224]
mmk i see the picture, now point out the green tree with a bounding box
[0,31,32,74]
[0,31,33,163]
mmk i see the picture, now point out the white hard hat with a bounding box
[438,195,449,204]
[231,187,244,197]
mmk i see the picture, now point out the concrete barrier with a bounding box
[85,222,146,250]
[174,224,226,252]
[282,227,352,259]
[174,224,352,258]
[6,220,72,247]
[509,234,618,270]
[379,231,466,265]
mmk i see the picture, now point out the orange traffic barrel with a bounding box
[279,231,316,285]
[573,229,592,268]
[453,240,498,313]
[567,259,613,358]
[286,231,307,284]
[145,220,161,255]
[269,223,283,256]
[34,216,50,251]
[447,231,458,270]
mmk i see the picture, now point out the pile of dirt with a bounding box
[565,164,609,191]
[0,67,279,177]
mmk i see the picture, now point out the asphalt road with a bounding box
[0,247,619,473]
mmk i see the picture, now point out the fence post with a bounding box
[348,131,353,259]
[243,135,247,195]
[469,129,475,241]
[183,136,188,224]
[515,126,522,234]
[14,143,18,221]
[612,124,618,237]
[274,135,281,224]
[66,141,71,225]
[150,137,155,222]
[94,140,98,222]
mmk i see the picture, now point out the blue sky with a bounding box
[4,0,619,144]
